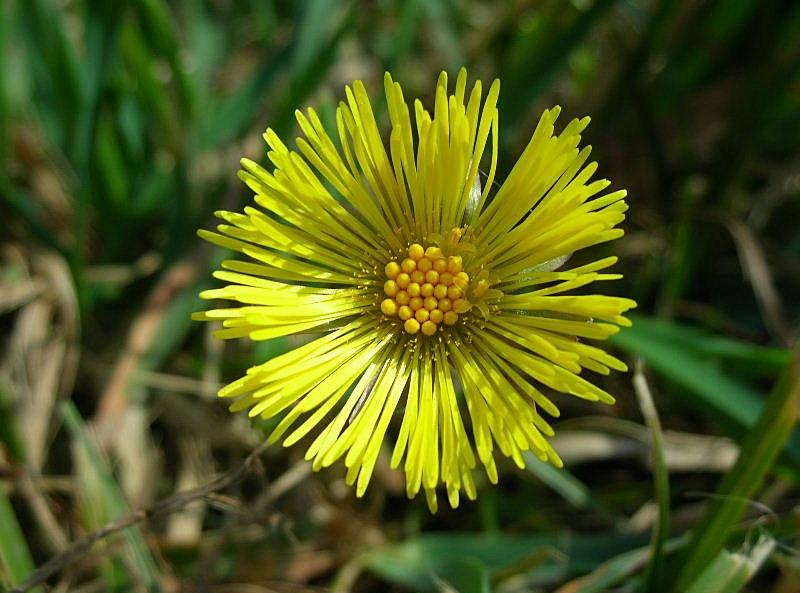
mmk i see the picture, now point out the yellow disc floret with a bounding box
[385,261,401,279]
[381,299,398,316]
[425,246,442,259]
[417,257,433,273]
[384,281,398,298]
[443,311,459,325]
[408,243,425,261]
[421,320,438,336]
[381,244,472,335]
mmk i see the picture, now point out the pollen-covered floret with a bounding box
[381,243,471,335]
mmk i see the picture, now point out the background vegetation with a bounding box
[1,0,799,591]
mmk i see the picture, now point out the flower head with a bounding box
[195,69,636,511]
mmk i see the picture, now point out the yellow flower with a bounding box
[195,69,636,512]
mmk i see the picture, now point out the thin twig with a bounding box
[10,440,275,593]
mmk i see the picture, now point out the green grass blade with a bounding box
[0,488,38,591]
[140,276,209,371]
[378,0,421,69]
[15,0,85,149]
[269,7,354,139]
[620,315,790,373]
[73,0,127,171]
[0,180,66,254]
[0,0,8,168]
[669,348,800,592]
[684,536,774,593]
[596,0,681,122]
[633,364,670,592]
[611,315,762,430]
[524,452,592,510]
[421,0,463,71]
[291,0,338,76]
[657,5,800,306]
[182,0,227,98]
[552,537,687,593]
[199,43,288,149]
[0,378,24,461]
[120,22,179,152]
[500,0,620,137]
[94,112,130,210]
[135,0,196,119]
[62,402,162,592]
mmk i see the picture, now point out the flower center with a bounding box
[380,243,470,336]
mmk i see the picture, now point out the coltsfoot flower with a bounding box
[195,69,636,511]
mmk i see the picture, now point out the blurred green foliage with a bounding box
[1,0,799,592]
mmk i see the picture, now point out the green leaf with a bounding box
[360,532,646,591]
[434,558,490,593]
[552,537,687,593]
